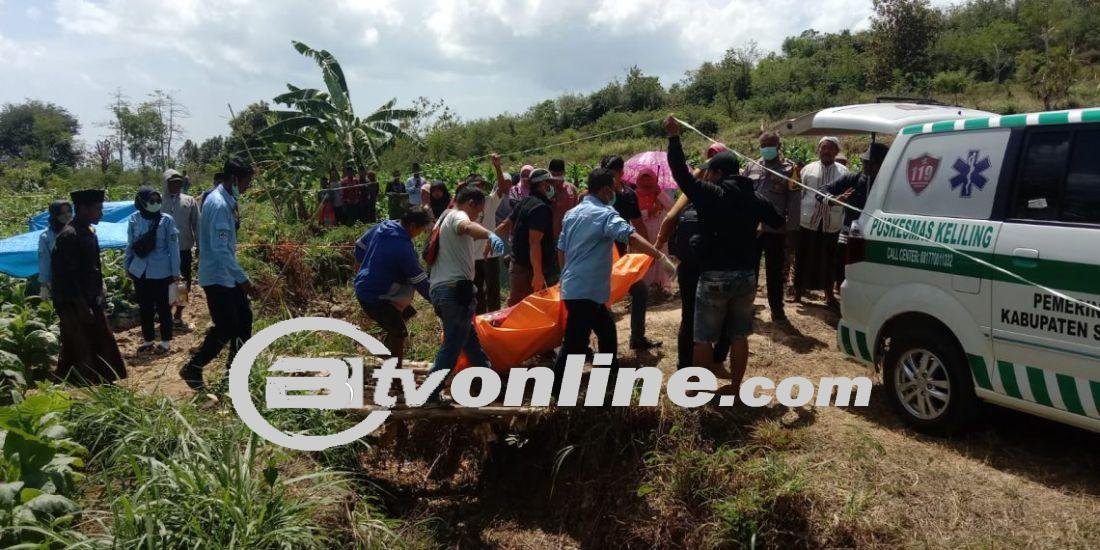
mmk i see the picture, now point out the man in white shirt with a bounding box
[793,136,849,310]
[405,162,426,208]
[425,186,505,406]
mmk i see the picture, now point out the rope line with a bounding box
[674,117,1100,316]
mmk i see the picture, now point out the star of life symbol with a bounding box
[949,150,991,198]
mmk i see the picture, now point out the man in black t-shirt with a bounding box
[603,155,661,351]
[496,168,559,306]
[665,116,784,387]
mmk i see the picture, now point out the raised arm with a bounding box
[664,116,702,201]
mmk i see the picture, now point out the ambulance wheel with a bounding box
[883,326,978,436]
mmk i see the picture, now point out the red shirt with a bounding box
[341,177,362,204]
[550,180,579,236]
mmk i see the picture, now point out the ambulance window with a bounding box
[1013,131,1070,220]
[1062,130,1100,225]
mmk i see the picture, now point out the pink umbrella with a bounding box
[622,151,689,191]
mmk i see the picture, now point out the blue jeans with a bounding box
[428,283,491,401]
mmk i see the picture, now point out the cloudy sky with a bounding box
[0,0,955,145]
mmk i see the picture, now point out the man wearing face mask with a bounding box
[547,158,578,236]
[180,157,255,392]
[665,116,784,388]
[741,131,799,324]
[496,168,559,305]
[162,169,200,331]
[552,168,674,395]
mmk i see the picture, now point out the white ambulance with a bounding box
[789,103,1100,434]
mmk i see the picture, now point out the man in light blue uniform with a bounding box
[552,168,672,393]
[37,200,72,299]
[405,162,426,208]
[180,158,255,392]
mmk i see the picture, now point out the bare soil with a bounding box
[120,283,1100,549]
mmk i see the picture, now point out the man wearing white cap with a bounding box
[794,136,849,311]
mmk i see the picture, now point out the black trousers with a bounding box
[474,257,501,314]
[552,299,618,393]
[188,284,253,370]
[629,281,647,343]
[754,232,787,316]
[676,263,730,369]
[179,249,194,287]
[135,276,172,342]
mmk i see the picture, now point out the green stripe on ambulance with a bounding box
[968,355,1100,419]
[838,323,873,363]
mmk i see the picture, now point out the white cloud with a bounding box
[55,0,120,35]
[0,32,42,68]
[0,0,956,144]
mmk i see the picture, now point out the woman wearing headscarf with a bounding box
[507,164,534,203]
[635,167,673,291]
[38,200,73,300]
[124,186,181,354]
[427,180,452,220]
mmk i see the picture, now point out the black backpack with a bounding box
[132,217,162,258]
[670,203,710,265]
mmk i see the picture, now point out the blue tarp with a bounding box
[0,201,136,278]
[27,201,136,231]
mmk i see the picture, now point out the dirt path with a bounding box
[115,286,209,400]
[611,289,1100,548]
[114,282,1100,547]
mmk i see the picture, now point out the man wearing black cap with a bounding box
[665,116,784,387]
[818,142,889,287]
[51,189,126,383]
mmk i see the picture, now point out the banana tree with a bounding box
[242,41,418,221]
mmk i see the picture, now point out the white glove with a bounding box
[659,254,677,277]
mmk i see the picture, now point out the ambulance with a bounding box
[780,102,1100,434]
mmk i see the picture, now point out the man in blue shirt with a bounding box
[354,209,433,370]
[552,168,673,392]
[180,157,255,392]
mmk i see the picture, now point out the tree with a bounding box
[119,102,166,181]
[148,90,189,168]
[869,0,939,90]
[715,46,756,119]
[177,139,201,172]
[622,66,666,112]
[931,70,973,104]
[1016,46,1080,109]
[106,88,130,167]
[93,139,113,173]
[198,136,225,167]
[0,100,81,166]
[248,41,418,220]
